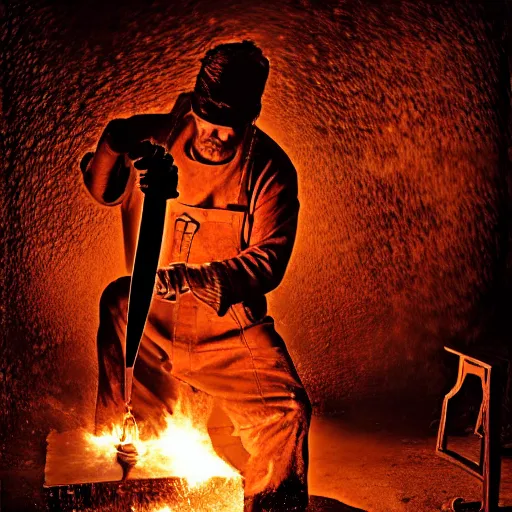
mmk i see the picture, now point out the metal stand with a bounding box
[436,346,506,512]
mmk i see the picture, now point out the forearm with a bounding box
[187,213,298,316]
[220,243,291,300]
[82,136,131,206]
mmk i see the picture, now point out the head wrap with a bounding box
[191,40,269,128]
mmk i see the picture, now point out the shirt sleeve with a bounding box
[186,153,300,316]
[81,105,188,206]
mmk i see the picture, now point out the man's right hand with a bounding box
[129,141,179,199]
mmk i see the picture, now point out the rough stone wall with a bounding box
[1,0,509,452]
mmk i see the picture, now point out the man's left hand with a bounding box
[154,263,190,301]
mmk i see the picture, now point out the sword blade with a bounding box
[124,195,167,404]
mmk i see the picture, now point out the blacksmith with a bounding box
[82,40,311,512]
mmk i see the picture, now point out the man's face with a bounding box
[191,112,245,163]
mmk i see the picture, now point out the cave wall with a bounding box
[1,0,509,446]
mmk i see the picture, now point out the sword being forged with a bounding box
[120,143,178,450]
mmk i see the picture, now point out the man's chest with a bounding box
[172,164,242,209]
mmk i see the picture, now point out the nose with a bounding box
[211,128,229,142]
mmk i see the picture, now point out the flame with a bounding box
[85,400,243,511]
[88,403,239,488]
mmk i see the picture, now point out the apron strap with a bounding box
[236,125,259,249]
[165,92,195,151]
[236,124,257,210]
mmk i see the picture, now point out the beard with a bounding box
[193,135,236,163]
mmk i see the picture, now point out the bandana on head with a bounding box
[191,41,269,128]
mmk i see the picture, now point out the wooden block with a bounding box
[44,477,243,511]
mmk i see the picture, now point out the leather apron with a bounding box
[149,114,258,379]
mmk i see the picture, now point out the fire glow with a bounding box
[75,400,243,511]
[88,404,239,489]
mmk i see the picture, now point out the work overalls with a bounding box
[94,104,311,511]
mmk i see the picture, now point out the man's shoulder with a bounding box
[245,127,299,202]
[124,92,193,145]
[253,127,296,175]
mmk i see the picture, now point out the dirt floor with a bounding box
[307,416,512,512]
[1,414,511,511]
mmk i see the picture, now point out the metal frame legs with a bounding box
[436,347,504,512]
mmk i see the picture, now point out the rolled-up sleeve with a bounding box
[187,156,300,316]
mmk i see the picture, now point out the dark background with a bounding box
[1,0,510,499]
